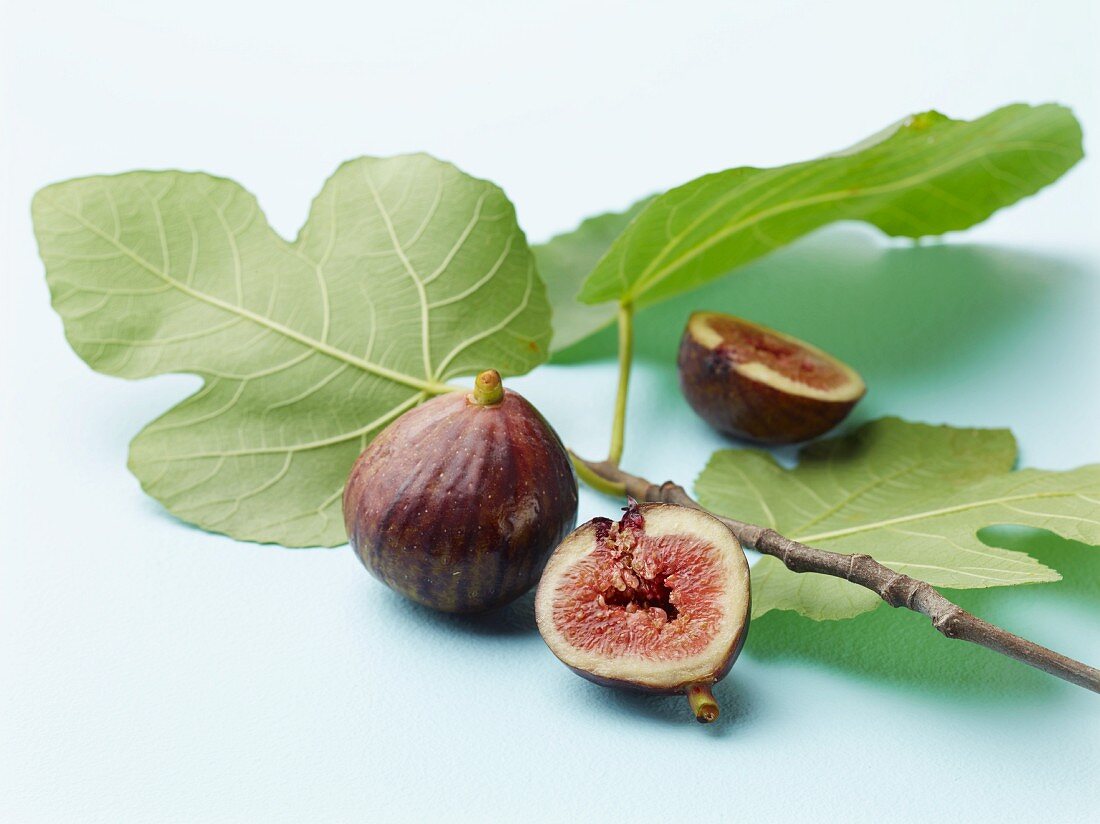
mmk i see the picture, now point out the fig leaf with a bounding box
[532,197,649,352]
[576,103,1083,309]
[33,155,550,547]
[695,418,1100,621]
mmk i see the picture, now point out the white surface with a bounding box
[2,2,1099,822]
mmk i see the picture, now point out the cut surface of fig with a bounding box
[344,370,578,613]
[679,311,865,444]
[699,313,858,397]
[536,502,749,721]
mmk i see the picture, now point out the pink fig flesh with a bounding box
[536,502,750,719]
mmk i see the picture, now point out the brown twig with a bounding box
[573,454,1100,693]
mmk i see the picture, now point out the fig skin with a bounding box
[536,502,750,720]
[343,372,578,613]
[678,311,865,444]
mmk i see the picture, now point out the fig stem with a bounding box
[687,683,720,723]
[470,369,504,406]
[571,453,1100,695]
[569,450,627,497]
[607,302,634,466]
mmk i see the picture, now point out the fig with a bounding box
[343,370,578,613]
[678,311,865,444]
[536,501,750,723]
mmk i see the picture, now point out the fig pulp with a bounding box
[536,502,750,722]
[678,311,865,444]
[344,370,578,613]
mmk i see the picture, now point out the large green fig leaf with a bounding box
[695,419,1100,621]
[33,155,550,547]
[578,103,1083,307]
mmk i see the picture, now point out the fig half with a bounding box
[344,370,578,613]
[678,311,865,444]
[536,502,750,722]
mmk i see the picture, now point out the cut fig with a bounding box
[678,311,866,444]
[344,370,578,613]
[535,502,750,722]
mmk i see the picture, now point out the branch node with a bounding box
[879,571,908,608]
[933,609,965,639]
[757,528,781,549]
[767,531,809,571]
[847,553,867,579]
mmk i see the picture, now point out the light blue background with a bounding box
[2,2,1098,821]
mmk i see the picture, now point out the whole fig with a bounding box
[343,370,578,613]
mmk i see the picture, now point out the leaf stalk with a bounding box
[607,302,634,466]
[570,451,627,497]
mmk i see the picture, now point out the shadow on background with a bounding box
[552,225,1084,394]
[376,586,539,637]
[746,527,1100,701]
[594,673,758,734]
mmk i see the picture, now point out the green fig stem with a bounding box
[470,369,504,406]
[607,302,634,466]
[569,450,627,497]
[687,683,720,723]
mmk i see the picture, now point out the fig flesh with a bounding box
[343,370,578,613]
[536,502,750,722]
[678,311,865,444]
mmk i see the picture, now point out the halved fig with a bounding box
[535,502,750,723]
[678,311,865,444]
